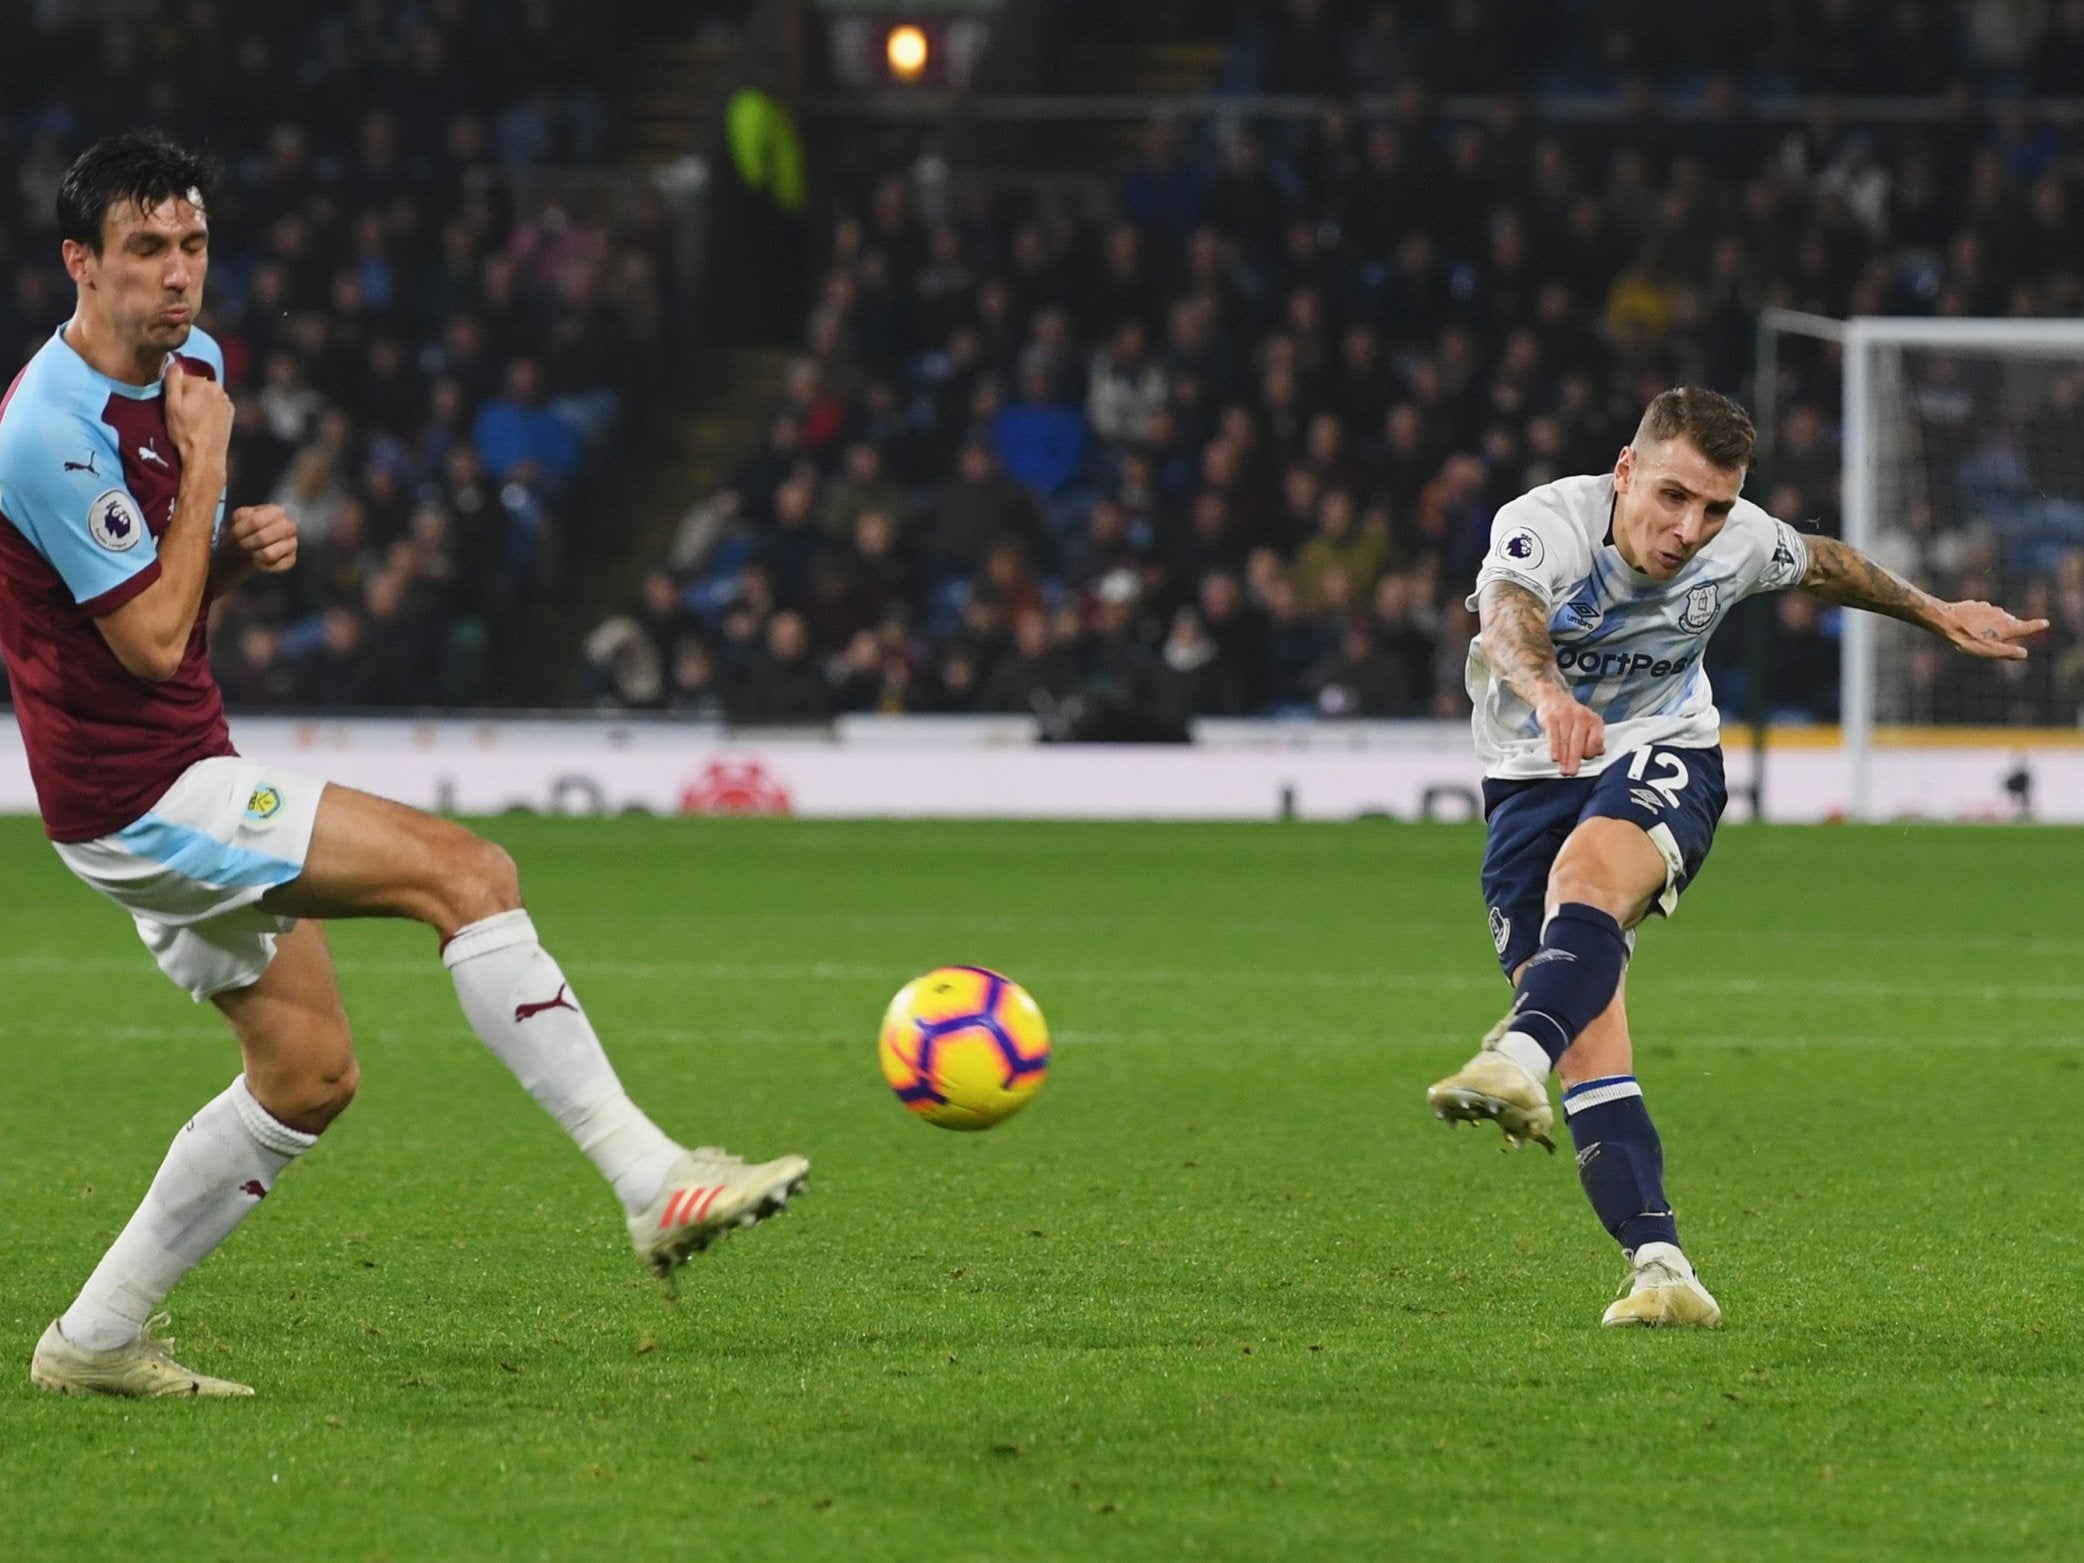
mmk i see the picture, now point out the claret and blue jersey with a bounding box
[1463,471,1811,781]
[0,321,235,842]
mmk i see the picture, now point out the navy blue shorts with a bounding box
[1479,744,1728,976]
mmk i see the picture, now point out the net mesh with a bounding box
[1861,340,2084,727]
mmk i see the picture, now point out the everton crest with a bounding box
[1678,581,1718,634]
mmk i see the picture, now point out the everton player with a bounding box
[0,134,808,1398]
[1427,388,2043,1327]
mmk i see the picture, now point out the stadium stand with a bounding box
[0,0,659,709]
[582,3,2084,732]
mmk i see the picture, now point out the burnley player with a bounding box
[0,134,808,1399]
[1427,388,2044,1327]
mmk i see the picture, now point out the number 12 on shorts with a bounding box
[1626,747,1690,811]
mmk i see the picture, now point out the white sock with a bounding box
[443,910,682,1213]
[1494,1029,1554,1085]
[61,1076,314,1351]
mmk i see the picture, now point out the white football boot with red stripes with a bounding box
[629,1147,811,1278]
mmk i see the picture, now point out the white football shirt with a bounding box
[1464,472,1810,779]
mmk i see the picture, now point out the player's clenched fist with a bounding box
[162,359,234,470]
[1534,690,1605,777]
[228,504,298,573]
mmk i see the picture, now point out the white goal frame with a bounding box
[1840,317,2084,819]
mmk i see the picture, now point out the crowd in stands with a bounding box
[0,0,660,709]
[595,16,2084,730]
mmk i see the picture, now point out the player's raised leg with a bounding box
[1555,984,1720,1328]
[33,921,357,1396]
[1428,816,1661,1149]
[258,783,808,1276]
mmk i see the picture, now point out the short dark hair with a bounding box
[57,132,220,254]
[1634,387,1756,472]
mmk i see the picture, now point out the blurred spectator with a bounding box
[1294,491,1389,614]
[1311,623,1422,718]
[1087,321,1171,446]
[821,442,905,540]
[981,610,1079,714]
[1766,593,1842,723]
[217,625,296,707]
[732,611,831,725]
[992,365,1089,499]
[472,357,583,488]
[928,441,1048,578]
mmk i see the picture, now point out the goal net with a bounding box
[1843,319,2084,816]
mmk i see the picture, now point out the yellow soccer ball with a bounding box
[878,966,1050,1130]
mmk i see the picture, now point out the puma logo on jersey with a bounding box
[514,984,578,1023]
[137,440,169,468]
[63,452,98,474]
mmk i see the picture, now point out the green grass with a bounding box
[1,814,2081,1561]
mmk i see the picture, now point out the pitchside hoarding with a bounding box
[0,717,2071,823]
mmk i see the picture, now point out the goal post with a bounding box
[1841,317,2084,819]
[1751,307,1848,821]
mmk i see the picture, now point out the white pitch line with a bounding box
[5,1010,2082,1057]
[3,1023,2079,1052]
[603,1027,2084,1050]
[5,952,2084,1006]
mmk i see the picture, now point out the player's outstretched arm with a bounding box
[1479,579,1605,774]
[1799,535,2048,661]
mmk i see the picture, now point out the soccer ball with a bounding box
[878,966,1050,1130]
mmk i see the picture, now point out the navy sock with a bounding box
[1562,1076,1679,1254]
[1510,902,1628,1065]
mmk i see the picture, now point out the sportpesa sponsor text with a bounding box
[1554,646,1700,680]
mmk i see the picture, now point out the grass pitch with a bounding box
[1,813,2080,1561]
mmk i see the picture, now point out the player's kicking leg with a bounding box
[34,920,357,1396]
[258,783,810,1277]
[1429,754,1726,1325]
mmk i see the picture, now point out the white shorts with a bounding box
[54,755,327,1002]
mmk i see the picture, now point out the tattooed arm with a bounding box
[1478,579,1605,775]
[1801,536,2047,661]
